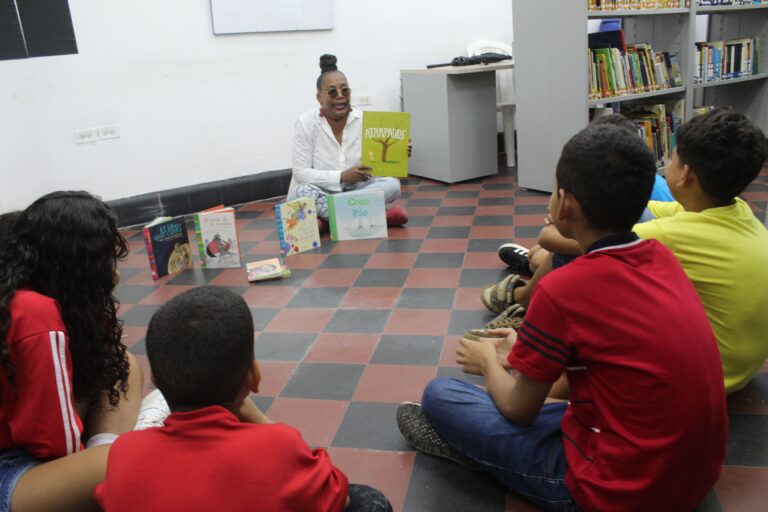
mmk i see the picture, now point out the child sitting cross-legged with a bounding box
[95,286,392,512]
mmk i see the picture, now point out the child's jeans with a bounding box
[421,378,582,512]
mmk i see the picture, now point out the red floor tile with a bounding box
[441,198,479,207]
[327,448,416,512]
[120,251,152,269]
[406,207,439,217]
[138,285,194,305]
[404,269,461,289]
[431,216,474,227]
[514,215,547,227]
[304,334,380,364]
[471,226,516,239]
[410,191,448,199]
[237,228,274,242]
[440,336,462,367]
[450,183,483,191]
[476,205,516,216]
[303,268,361,288]
[332,239,382,254]
[121,326,147,349]
[365,254,418,269]
[514,195,550,205]
[208,268,251,287]
[265,309,333,332]
[352,364,436,403]
[246,241,282,255]
[420,239,469,253]
[384,310,451,336]
[281,253,327,269]
[122,269,158,286]
[388,227,430,240]
[463,253,506,269]
[339,288,401,310]
[256,361,298,396]
[454,288,487,311]
[479,189,515,198]
[241,286,299,308]
[715,466,768,512]
[266,397,348,447]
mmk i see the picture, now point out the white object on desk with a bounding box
[400,61,515,184]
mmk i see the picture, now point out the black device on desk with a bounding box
[426,52,511,69]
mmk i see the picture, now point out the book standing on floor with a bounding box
[275,197,321,256]
[193,205,242,269]
[327,190,388,242]
[143,216,193,280]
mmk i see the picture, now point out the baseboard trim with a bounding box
[109,169,291,227]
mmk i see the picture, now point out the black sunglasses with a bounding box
[324,86,351,99]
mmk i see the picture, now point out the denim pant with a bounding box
[346,484,393,512]
[292,177,401,220]
[421,378,581,512]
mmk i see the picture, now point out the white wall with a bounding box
[0,0,513,212]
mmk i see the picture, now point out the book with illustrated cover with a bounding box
[327,189,388,242]
[193,205,241,269]
[361,111,410,178]
[246,257,292,282]
[142,216,193,280]
[275,197,321,256]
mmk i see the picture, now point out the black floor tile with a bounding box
[286,288,348,308]
[115,268,143,282]
[724,413,768,467]
[751,373,768,404]
[427,227,471,239]
[446,191,481,198]
[438,206,476,216]
[167,268,224,285]
[419,185,449,192]
[404,216,433,227]
[458,269,509,288]
[516,188,548,197]
[354,269,410,287]
[332,402,412,451]
[693,488,723,512]
[483,183,514,190]
[407,199,442,207]
[448,310,493,336]
[255,332,318,361]
[403,454,506,512]
[376,240,423,253]
[321,254,371,269]
[478,197,514,206]
[467,239,509,253]
[242,219,276,230]
[413,253,465,268]
[397,288,456,310]
[281,363,365,400]
[254,269,313,287]
[515,204,548,215]
[127,231,146,242]
[370,335,444,365]
[120,305,162,327]
[324,309,391,334]
[249,308,280,331]
[514,226,543,239]
[114,285,156,304]
[473,216,514,226]
[250,395,274,413]
[127,337,147,355]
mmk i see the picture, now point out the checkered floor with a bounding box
[116,162,768,512]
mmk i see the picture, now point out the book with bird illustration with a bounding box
[275,197,321,255]
[327,190,388,242]
[193,205,242,269]
[361,111,410,178]
[142,216,193,280]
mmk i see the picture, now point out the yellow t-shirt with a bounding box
[634,198,768,393]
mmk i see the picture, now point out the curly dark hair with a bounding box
[0,191,130,407]
[316,53,341,91]
[676,108,768,203]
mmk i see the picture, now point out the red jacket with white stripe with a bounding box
[0,290,83,459]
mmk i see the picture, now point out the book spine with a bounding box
[275,203,288,255]
[229,210,242,267]
[193,213,208,269]
[328,194,339,241]
[143,226,160,280]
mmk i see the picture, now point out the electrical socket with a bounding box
[74,128,99,144]
[98,125,120,140]
[357,94,373,106]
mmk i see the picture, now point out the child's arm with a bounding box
[538,221,581,257]
[237,397,274,424]
[457,337,551,426]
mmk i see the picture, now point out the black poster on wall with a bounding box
[0,0,27,60]
[0,0,77,61]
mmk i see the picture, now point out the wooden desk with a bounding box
[400,62,514,183]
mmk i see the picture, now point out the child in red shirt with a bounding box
[95,286,391,512]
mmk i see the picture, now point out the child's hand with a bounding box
[457,338,499,376]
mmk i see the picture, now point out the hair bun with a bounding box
[319,54,338,73]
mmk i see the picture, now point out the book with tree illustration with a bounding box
[275,197,321,256]
[361,111,410,178]
[142,216,193,280]
[327,189,388,242]
[193,205,242,269]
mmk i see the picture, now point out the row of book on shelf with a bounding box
[589,30,683,100]
[589,0,767,9]
[694,38,760,83]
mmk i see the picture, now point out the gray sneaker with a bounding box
[134,389,171,430]
[396,402,481,471]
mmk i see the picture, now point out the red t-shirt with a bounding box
[95,406,349,512]
[509,236,727,512]
[0,290,84,459]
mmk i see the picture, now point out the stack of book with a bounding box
[589,0,689,10]
[588,30,684,100]
[694,38,759,84]
[621,100,684,168]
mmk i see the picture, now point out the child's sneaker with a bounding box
[497,243,531,274]
[134,389,171,430]
[385,205,408,227]
[396,402,481,471]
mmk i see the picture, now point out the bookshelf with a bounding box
[512,0,768,193]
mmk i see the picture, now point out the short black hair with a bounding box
[556,124,656,231]
[676,109,768,203]
[146,286,254,409]
[316,53,341,91]
[591,113,637,134]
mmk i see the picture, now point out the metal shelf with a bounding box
[697,4,768,13]
[588,8,689,17]
[693,72,768,88]
[588,86,686,106]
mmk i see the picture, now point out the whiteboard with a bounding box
[210,0,334,34]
